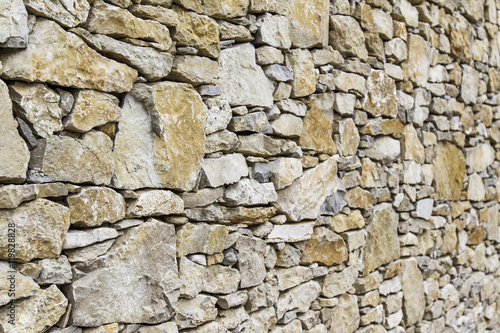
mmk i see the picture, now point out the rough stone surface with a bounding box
[434,142,466,200]
[0,0,29,48]
[126,189,184,217]
[224,178,278,206]
[364,71,398,118]
[399,259,425,326]
[299,93,336,154]
[24,0,90,28]
[329,15,368,61]
[286,49,318,98]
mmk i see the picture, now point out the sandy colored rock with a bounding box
[300,93,336,154]
[331,294,360,333]
[0,269,40,306]
[173,5,220,58]
[299,227,348,266]
[345,187,374,210]
[338,118,360,156]
[67,187,125,227]
[0,18,137,93]
[363,70,398,118]
[224,178,277,206]
[399,258,425,326]
[0,199,70,262]
[176,223,229,257]
[405,34,431,87]
[0,80,29,183]
[126,189,184,217]
[237,236,267,288]
[34,131,114,185]
[0,0,28,48]
[276,281,321,319]
[271,114,303,138]
[274,156,338,221]
[86,0,171,50]
[288,0,329,48]
[68,220,180,326]
[204,265,241,294]
[450,13,472,63]
[330,210,365,233]
[219,43,275,107]
[0,285,68,333]
[286,49,318,98]
[256,14,291,49]
[363,203,400,275]
[461,65,479,105]
[364,136,401,163]
[270,158,303,190]
[267,222,315,243]
[113,82,207,191]
[185,204,276,224]
[64,90,121,132]
[24,0,90,28]
[9,82,63,138]
[174,0,248,18]
[402,124,425,163]
[465,143,495,173]
[169,55,218,85]
[433,142,465,200]
[0,184,36,209]
[129,4,179,26]
[63,227,119,250]
[329,15,368,61]
[322,266,358,298]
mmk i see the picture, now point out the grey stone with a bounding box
[63,227,119,250]
[224,178,278,206]
[200,153,249,188]
[0,0,29,48]
[264,65,294,82]
[236,236,267,288]
[35,255,72,285]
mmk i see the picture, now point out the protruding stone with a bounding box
[322,266,358,298]
[267,222,315,243]
[173,0,249,19]
[200,153,248,188]
[433,142,465,200]
[68,220,180,326]
[274,156,337,221]
[271,114,303,138]
[35,255,72,285]
[169,55,218,85]
[399,259,425,326]
[402,124,425,163]
[405,34,430,87]
[24,0,90,28]
[300,93,336,154]
[269,158,303,190]
[363,71,398,118]
[0,80,29,183]
[237,236,266,288]
[286,49,318,98]
[363,203,400,275]
[63,227,119,250]
[0,18,138,93]
[175,295,218,329]
[0,269,40,306]
[465,143,495,173]
[176,223,228,257]
[331,294,360,333]
[219,43,275,107]
[256,14,291,49]
[67,187,125,227]
[338,118,360,156]
[329,15,368,61]
[64,90,121,132]
[0,0,29,48]
[224,178,277,206]
[299,227,348,266]
[364,136,400,163]
[276,281,321,319]
[0,199,70,262]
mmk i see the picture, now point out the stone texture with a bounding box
[322,266,358,298]
[237,236,266,288]
[113,82,207,191]
[68,220,180,326]
[67,187,125,227]
[256,14,291,49]
[0,199,70,262]
[126,189,184,217]
[35,255,72,285]
[0,285,68,333]
[466,143,495,173]
[274,156,338,221]
[329,15,368,61]
[219,43,275,107]
[288,0,329,48]
[176,223,228,257]
[286,49,318,98]
[169,55,218,85]
[364,136,401,163]
[405,34,431,87]
[403,124,425,163]
[175,294,218,329]
[267,222,315,243]
[63,228,119,249]
[64,89,121,133]
[299,93,336,154]
[33,131,115,185]
[0,18,138,93]
[0,0,28,48]
[200,153,248,188]
[276,281,321,319]
[363,71,398,118]
[338,118,360,156]
[204,265,241,294]
[399,259,425,326]
[0,269,40,306]
[269,158,303,190]
[363,204,400,275]
[299,227,348,266]
[224,178,278,206]
[173,0,249,19]
[271,114,303,138]
[173,5,220,58]
[0,185,36,209]
[0,80,29,183]
[331,294,360,333]
[9,82,63,138]
[24,0,90,28]
[434,142,466,200]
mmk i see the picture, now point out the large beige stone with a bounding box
[286,49,318,98]
[0,18,138,93]
[270,158,303,190]
[174,0,249,18]
[405,34,431,87]
[34,131,115,185]
[399,259,425,326]
[168,55,218,85]
[68,220,180,326]
[176,223,228,257]
[175,295,218,329]
[338,118,360,156]
[68,187,125,227]
[218,43,275,107]
[363,70,398,118]
[466,143,495,173]
[126,189,184,217]
[363,203,400,275]
[0,0,28,48]
[433,142,465,200]
[329,15,368,61]
[299,227,348,266]
[173,5,220,58]
[0,285,68,333]
[0,269,40,306]
[64,89,121,132]
[113,82,207,191]
[256,14,291,49]
[288,0,329,48]
[24,0,90,28]
[274,156,338,221]
[9,82,63,138]
[185,204,276,224]
[86,0,172,50]
[322,266,358,298]
[330,210,365,233]
[450,13,472,63]
[237,236,267,288]
[331,294,360,333]
[0,199,70,262]
[276,281,321,319]
[402,124,425,163]
[461,65,479,104]
[0,80,29,183]
[299,93,336,154]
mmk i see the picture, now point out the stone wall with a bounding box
[0,0,499,332]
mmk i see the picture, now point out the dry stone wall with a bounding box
[0,0,500,332]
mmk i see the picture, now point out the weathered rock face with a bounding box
[274,156,338,221]
[0,285,68,333]
[405,34,431,87]
[399,259,425,326]
[68,220,180,326]
[113,82,207,191]
[329,15,368,61]
[363,71,398,118]
[433,142,466,200]
[218,43,275,107]
[362,204,400,275]
[0,269,40,306]
[0,0,29,48]
[0,18,138,93]
[0,80,29,183]
[286,49,318,98]
[0,199,70,262]
[176,223,228,256]
[288,0,329,48]
[126,189,184,217]
[237,236,266,288]
[299,93,336,154]
[299,227,348,265]
[174,0,249,19]
[24,0,91,28]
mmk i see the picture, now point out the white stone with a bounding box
[0,0,29,48]
[224,178,277,206]
[200,153,249,188]
[267,222,315,243]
